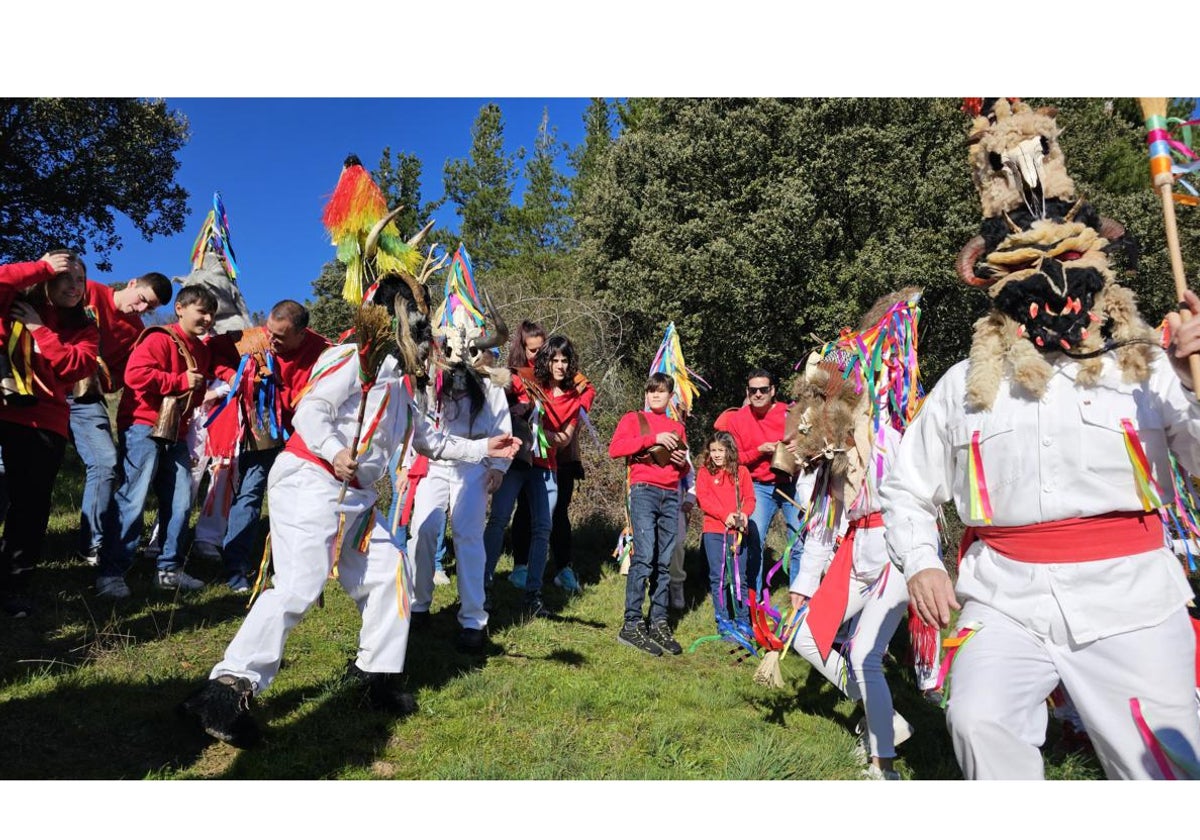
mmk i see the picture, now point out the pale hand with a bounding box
[907,568,961,629]
[789,592,808,611]
[485,468,504,494]
[669,447,688,466]
[1165,289,1200,391]
[185,370,204,390]
[758,441,777,454]
[655,431,679,449]
[486,433,520,460]
[40,253,74,275]
[332,448,358,482]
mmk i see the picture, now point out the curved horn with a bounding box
[469,287,509,353]
[363,205,406,261]
[1063,197,1085,222]
[956,235,992,288]
[1098,216,1125,243]
[407,219,436,249]
[1002,212,1021,234]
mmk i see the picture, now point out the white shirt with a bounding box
[881,351,1198,643]
[422,376,512,473]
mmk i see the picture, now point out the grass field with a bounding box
[0,449,1104,781]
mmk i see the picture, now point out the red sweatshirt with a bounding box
[209,327,330,435]
[82,280,144,390]
[723,401,789,484]
[0,261,100,438]
[117,323,212,437]
[695,464,756,534]
[608,408,690,490]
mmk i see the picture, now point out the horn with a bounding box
[1098,216,1125,243]
[407,218,436,249]
[1003,212,1021,234]
[469,287,509,352]
[363,205,406,261]
[1063,198,1085,222]
[956,236,992,288]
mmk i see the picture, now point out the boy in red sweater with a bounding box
[608,373,690,656]
[96,285,217,598]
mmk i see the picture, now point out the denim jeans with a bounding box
[68,396,118,554]
[222,447,280,577]
[483,464,558,597]
[623,483,680,625]
[702,531,749,623]
[98,424,194,577]
[746,479,805,593]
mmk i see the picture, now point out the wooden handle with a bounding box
[1158,181,1200,386]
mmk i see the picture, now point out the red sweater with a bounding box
[608,408,690,490]
[82,280,145,390]
[209,327,330,435]
[695,464,755,534]
[724,401,789,483]
[117,323,212,437]
[0,261,100,438]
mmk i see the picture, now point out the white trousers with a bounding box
[409,460,489,629]
[791,527,909,758]
[211,454,412,692]
[947,599,1200,779]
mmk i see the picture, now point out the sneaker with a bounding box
[227,574,251,594]
[669,582,685,610]
[75,548,100,567]
[156,568,205,592]
[553,567,582,593]
[344,661,418,715]
[647,619,683,655]
[862,764,901,781]
[96,576,131,599]
[1,594,32,618]
[178,675,260,748]
[853,712,914,761]
[456,627,486,655]
[191,541,223,562]
[509,565,528,589]
[617,620,664,657]
[433,569,451,587]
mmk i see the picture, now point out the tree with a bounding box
[0,98,190,271]
[442,103,517,271]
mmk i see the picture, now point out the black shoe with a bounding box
[618,621,663,656]
[178,675,260,748]
[456,627,486,655]
[523,595,552,619]
[409,610,431,631]
[345,662,418,715]
[647,619,683,655]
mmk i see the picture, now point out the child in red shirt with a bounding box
[608,372,690,656]
[694,430,755,637]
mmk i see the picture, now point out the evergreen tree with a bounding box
[442,103,517,270]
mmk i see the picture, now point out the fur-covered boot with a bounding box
[178,675,260,748]
[344,661,418,716]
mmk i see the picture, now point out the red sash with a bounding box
[283,434,362,490]
[806,511,885,660]
[957,510,1164,566]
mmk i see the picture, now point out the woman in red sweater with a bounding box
[694,430,755,638]
[0,251,99,617]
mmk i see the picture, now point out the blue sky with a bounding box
[101,98,592,317]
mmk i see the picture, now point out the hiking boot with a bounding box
[553,567,582,593]
[178,675,260,748]
[669,582,685,609]
[96,576,131,599]
[509,565,528,589]
[433,569,451,587]
[345,662,418,715]
[618,621,663,657]
[156,568,205,591]
[647,619,683,655]
[456,627,486,655]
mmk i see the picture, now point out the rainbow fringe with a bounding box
[1121,419,1166,511]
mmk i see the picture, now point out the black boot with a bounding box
[345,662,418,716]
[178,675,260,748]
[456,626,486,655]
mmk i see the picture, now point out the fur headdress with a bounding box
[957,100,1155,410]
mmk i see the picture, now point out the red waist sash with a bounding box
[807,510,885,660]
[957,510,1164,567]
[283,434,363,490]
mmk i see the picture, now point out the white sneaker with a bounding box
[853,711,913,761]
[96,576,131,599]
[192,541,223,562]
[669,582,685,609]
[433,570,451,587]
[156,568,205,591]
[862,764,901,781]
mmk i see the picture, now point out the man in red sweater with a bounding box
[69,272,173,566]
[96,284,218,598]
[206,300,330,592]
[721,368,810,595]
[608,372,690,656]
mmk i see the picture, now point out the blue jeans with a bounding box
[623,483,680,625]
[68,397,118,554]
[222,447,280,577]
[484,465,557,597]
[98,424,194,577]
[702,531,749,623]
[746,479,805,593]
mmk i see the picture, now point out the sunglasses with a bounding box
[747,385,772,395]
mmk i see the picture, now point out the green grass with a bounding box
[0,453,1103,779]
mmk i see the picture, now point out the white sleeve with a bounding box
[413,410,489,463]
[291,346,357,464]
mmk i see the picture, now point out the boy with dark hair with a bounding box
[95,284,217,598]
[608,372,690,656]
[70,271,172,565]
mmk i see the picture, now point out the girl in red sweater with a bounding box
[695,430,755,637]
[0,252,100,617]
